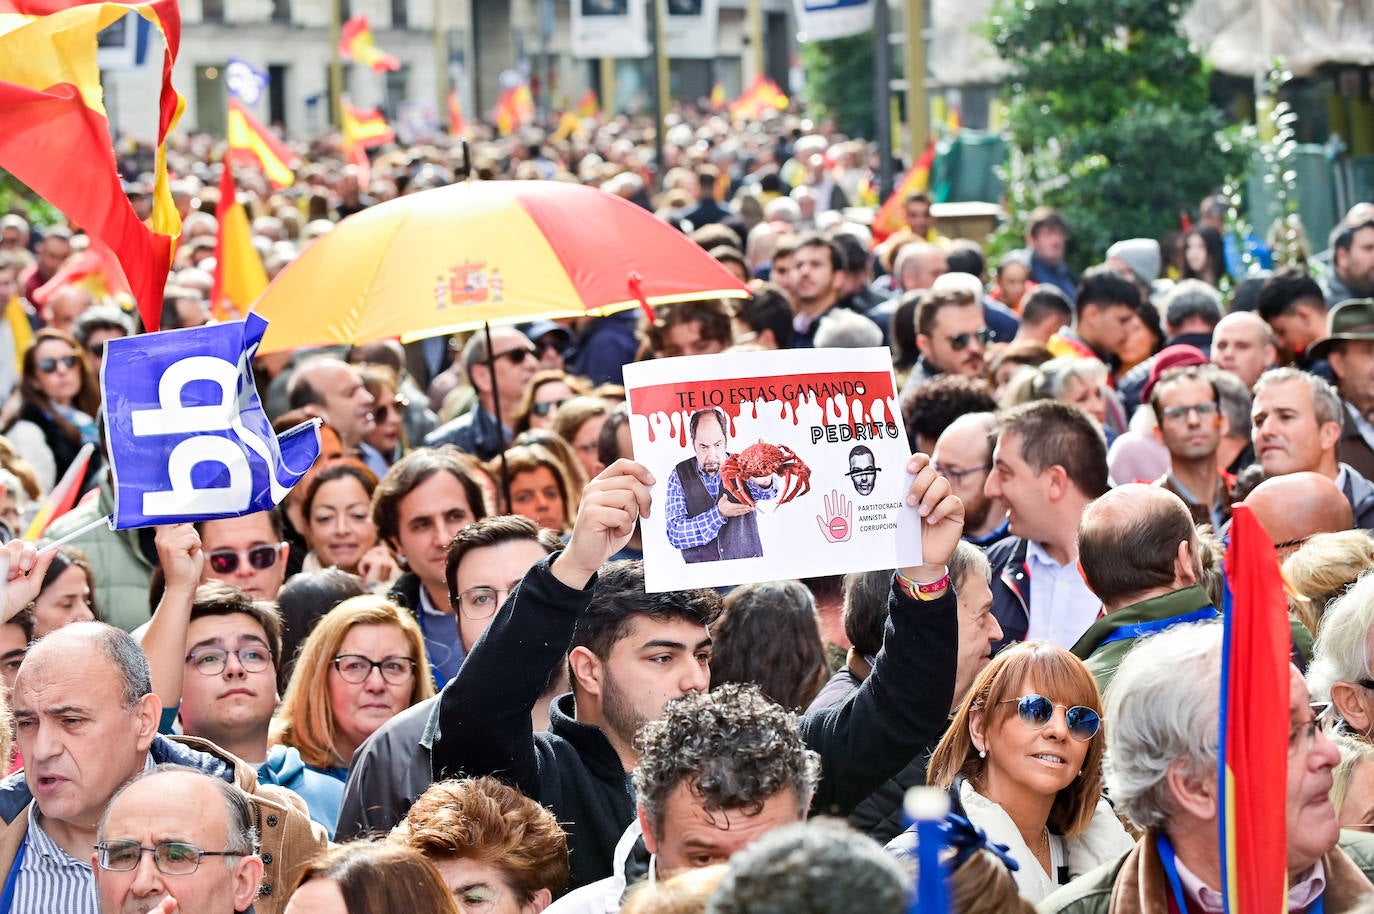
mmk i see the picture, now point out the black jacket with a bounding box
[335,696,437,841]
[431,553,958,890]
[987,535,1032,651]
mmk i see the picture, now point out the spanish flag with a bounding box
[339,15,400,73]
[446,88,466,137]
[871,142,935,244]
[492,84,534,135]
[31,239,131,306]
[728,74,787,119]
[227,98,297,188]
[340,98,394,186]
[210,163,267,321]
[1218,504,1291,913]
[575,88,600,119]
[709,82,725,109]
[0,0,184,333]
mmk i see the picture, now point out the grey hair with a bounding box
[1210,367,1252,441]
[31,622,152,711]
[1162,279,1223,331]
[99,765,258,857]
[814,309,883,349]
[632,683,821,842]
[1104,622,1223,831]
[1308,570,1374,704]
[706,819,908,914]
[1253,366,1343,427]
[1005,355,1108,405]
[948,540,990,591]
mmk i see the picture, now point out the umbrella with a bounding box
[250,178,751,354]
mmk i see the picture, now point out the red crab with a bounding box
[720,442,812,507]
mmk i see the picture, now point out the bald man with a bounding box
[1211,311,1278,389]
[1243,472,1354,560]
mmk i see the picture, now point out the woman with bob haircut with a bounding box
[390,776,569,913]
[271,595,435,781]
[888,641,1131,902]
[491,442,579,534]
[284,841,460,914]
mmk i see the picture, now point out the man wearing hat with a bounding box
[1309,298,1374,480]
[525,320,573,373]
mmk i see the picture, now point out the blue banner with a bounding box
[102,314,320,530]
[225,58,270,107]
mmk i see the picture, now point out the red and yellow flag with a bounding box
[575,88,599,119]
[871,142,935,245]
[446,88,466,137]
[492,84,534,136]
[728,74,788,120]
[210,163,267,321]
[0,0,184,332]
[31,240,131,306]
[1218,504,1291,914]
[709,82,726,109]
[340,98,394,187]
[227,98,297,188]
[339,15,399,73]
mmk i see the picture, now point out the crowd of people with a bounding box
[2,107,1374,913]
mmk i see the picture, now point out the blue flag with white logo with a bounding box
[102,314,321,530]
[225,58,270,107]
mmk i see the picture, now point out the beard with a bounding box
[963,493,992,531]
[602,667,652,750]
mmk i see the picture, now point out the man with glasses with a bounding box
[0,621,326,914]
[900,287,989,399]
[1041,622,1374,914]
[335,516,559,841]
[143,526,343,832]
[197,512,289,601]
[93,766,262,914]
[1148,365,1233,529]
[931,412,1008,547]
[425,327,539,460]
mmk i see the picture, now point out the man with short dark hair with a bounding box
[1047,265,1140,366]
[1023,207,1076,299]
[1322,218,1374,307]
[197,511,289,601]
[664,408,776,563]
[1013,285,1074,347]
[432,455,964,889]
[1257,269,1331,372]
[846,446,879,497]
[790,235,844,348]
[645,299,733,359]
[899,288,989,396]
[335,515,559,841]
[424,326,539,458]
[94,767,263,914]
[984,400,1109,649]
[733,284,794,350]
[1149,366,1232,528]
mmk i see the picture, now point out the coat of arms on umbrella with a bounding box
[436,261,504,309]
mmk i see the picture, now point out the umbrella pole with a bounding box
[483,320,511,510]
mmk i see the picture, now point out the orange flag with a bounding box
[709,82,726,109]
[210,164,267,321]
[447,89,467,137]
[728,74,788,119]
[871,142,935,244]
[0,0,184,332]
[227,99,298,188]
[340,98,395,187]
[339,15,400,73]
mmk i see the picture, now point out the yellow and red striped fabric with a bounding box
[339,14,399,73]
[227,98,297,188]
[0,0,184,332]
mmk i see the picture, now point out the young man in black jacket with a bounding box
[431,455,964,891]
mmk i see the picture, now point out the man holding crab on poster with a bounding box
[664,407,808,563]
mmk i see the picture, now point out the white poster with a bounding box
[571,0,650,60]
[794,0,873,42]
[664,0,719,59]
[624,348,922,593]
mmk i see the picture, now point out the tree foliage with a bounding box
[988,0,1244,270]
[801,31,876,140]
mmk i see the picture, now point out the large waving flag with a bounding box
[102,314,321,529]
[339,15,399,73]
[210,163,267,321]
[1218,504,1291,913]
[0,0,184,333]
[728,74,788,120]
[340,98,394,186]
[872,142,935,245]
[226,98,297,189]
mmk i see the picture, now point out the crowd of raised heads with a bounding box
[5,105,1374,913]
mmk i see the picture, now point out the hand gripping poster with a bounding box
[624,347,923,592]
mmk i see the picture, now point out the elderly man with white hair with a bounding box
[1309,571,1374,739]
[1040,622,1374,913]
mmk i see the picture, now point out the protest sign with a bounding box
[624,347,922,592]
[102,313,320,529]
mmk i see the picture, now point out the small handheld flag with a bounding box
[339,15,400,73]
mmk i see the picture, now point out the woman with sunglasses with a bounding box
[2,328,101,493]
[359,365,409,474]
[512,370,588,436]
[889,641,1131,902]
[271,595,435,781]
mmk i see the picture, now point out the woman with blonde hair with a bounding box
[887,641,1131,902]
[1284,530,1374,635]
[271,595,434,781]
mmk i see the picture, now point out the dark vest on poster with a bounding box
[673,457,763,563]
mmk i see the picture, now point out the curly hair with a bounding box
[572,561,722,663]
[390,776,569,902]
[901,374,997,449]
[632,683,821,842]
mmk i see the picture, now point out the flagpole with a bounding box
[649,0,667,190]
[434,0,448,131]
[874,0,893,199]
[329,0,344,127]
[37,514,112,556]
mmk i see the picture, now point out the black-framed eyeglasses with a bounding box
[370,396,408,423]
[947,328,992,351]
[530,399,569,418]
[332,654,417,684]
[494,347,537,366]
[206,544,281,575]
[36,354,78,374]
[456,585,514,621]
[95,840,245,875]
[934,463,992,485]
[1000,694,1101,741]
[1160,402,1220,423]
[186,646,273,676]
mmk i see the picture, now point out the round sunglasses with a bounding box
[1000,693,1101,741]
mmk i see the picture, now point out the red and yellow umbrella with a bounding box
[251,179,750,353]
